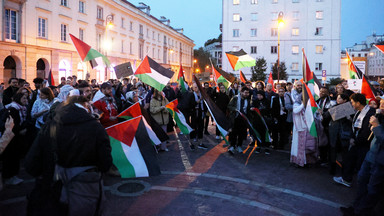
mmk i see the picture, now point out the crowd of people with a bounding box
[0,74,383,215]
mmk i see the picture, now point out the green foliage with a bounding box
[250,57,267,82]
[271,60,288,81]
[328,77,343,86]
[194,47,212,72]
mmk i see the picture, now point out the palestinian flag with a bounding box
[302,49,321,100]
[250,108,272,143]
[118,102,169,142]
[69,34,110,68]
[375,45,384,54]
[225,49,256,71]
[212,64,231,89]
[134,56,174,91]
[301,80,318,137]
[106,116,161,178]
[240,71,247,83]
[346,51,361,79]
[47,69,55,86]
[361,76,375,100]
[178,65,188,93]
[166,99,193,135]
[267,72,275,92]
[194,75,231,137]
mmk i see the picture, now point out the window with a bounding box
[271,12,278,20]
[233,14,240,22]
[316,45,323,54]
[130,42,133,54]
[97,7,103,19]
[146,28,149,38]
[315,27,323,35]
[316,11,323,19]
[61,0,68,7]
[130,22,133,31]
[315,63,323,71]
[271,46,277,54]
[121,18,125,28]
[233,46,240,51]
[158,33,160,41]
[139,25,143,38]
[251,0,258,4]
[292,62,299,71]
[292,11,299,20]
[233,0,240,5]
[152,31,155,39]
[292,28,299,36]
[79,28,84,41]
[79,1,85,13]
[250,28,257,37]
[121,40,124,53]
[251,13,258,21]
[292,45,299,54]
[251,46,257,54]
[292,0,299,2]
[271,28,278,36]
[97,34,102,52]
[233,29,239,37]
[61,24,67,42]
[5,9,17,41]
[38,18,47,38]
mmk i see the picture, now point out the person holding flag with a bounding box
[149,89,170,152]
[227,86,251,154]
[214,84,230,140]
[92,83,119,128]
[190,83,208,150]
[290,81,318,167]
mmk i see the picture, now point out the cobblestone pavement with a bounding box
[0,125,355,216]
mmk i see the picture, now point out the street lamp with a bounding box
[104,14,114,81]
[277,11,284,84]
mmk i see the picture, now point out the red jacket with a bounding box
[93,97,119,128]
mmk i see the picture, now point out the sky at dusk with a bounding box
[130,0,384,49]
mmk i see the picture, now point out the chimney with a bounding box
[138,2,151,15]
[174,28,184,34]
[159,16,170,26]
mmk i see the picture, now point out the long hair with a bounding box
[40,87,55,102]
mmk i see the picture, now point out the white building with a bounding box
[368,45,384,79]
[0,0,194,84]
[222,0,341,82]
[204,42,222,68]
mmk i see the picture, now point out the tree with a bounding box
[204,34,222,47]
[194,47,212,72]
[250,57,267,82]
[271,60,288,81]
[328,77,343,86]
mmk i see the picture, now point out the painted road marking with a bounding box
[161,170,343,208]
[151,185,298,216]
[173,127,192,171]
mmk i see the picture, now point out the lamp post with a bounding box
[277,11,284,84]
[104,14,114,81]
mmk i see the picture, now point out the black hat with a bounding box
[100,82,112,89]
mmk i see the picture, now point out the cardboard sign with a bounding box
[114,62,133,78]
[347,79,362,91]
[328,102,356,121]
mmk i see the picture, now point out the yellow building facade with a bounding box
[1,0,194,85]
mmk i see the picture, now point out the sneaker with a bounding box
[265,149,270,155]
[228,146,235,154]
[190,144,196,150]
[198,143,208,150]
[255,147,261,154]
[4,176,23,185]
[236,146,243,153]
[215,136,220,140]
[333,176,352,188]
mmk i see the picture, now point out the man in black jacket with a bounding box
[334,93,376,188]
[163,83,177,132]
[271,88,288,150]
[3,78,19,105]
[25,96,112,215]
